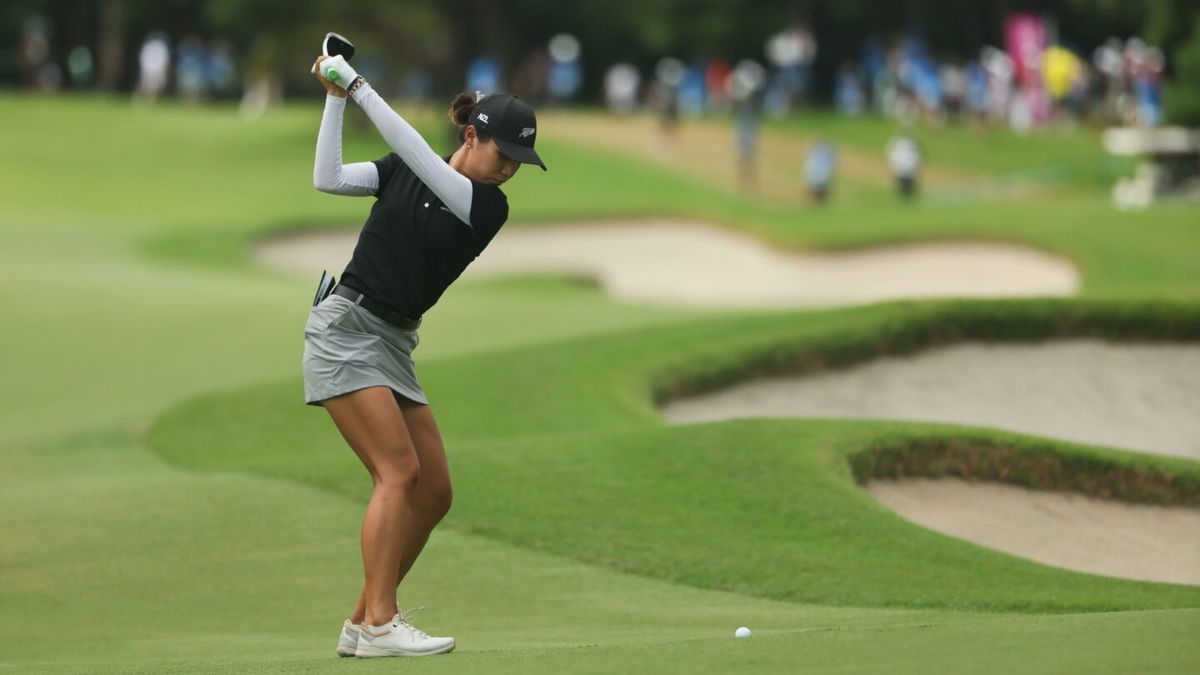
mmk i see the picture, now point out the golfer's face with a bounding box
[469,133,520,186]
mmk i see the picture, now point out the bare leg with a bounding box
[323,386,420,627]
[349,395,452,624]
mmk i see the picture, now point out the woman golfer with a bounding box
[304,54,545,658]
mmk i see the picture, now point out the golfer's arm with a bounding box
[314,94,379,196]
[350,83,474,224]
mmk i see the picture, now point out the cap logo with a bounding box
[519,127,536,138]
[477,113,489,124]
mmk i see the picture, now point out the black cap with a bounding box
[470,93,546,171]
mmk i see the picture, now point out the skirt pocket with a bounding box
[305,295,355,334]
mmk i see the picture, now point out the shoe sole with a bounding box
[337,634,359,657]
[355,642,455,658]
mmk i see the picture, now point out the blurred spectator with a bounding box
[765,24,817,114]
[67,45,94,88]
[763,80,791,118]
[804,140,838,204]
[678,64,707,117]
[734,99,759,193]
[861,36,889,111]
[731,59,765,193]
[238,74,280,119]
[898,34,944,122]
[653,57,685,143]
[136,31,170,102]
[546,33,583,103]
[941,61,966,119]
[1042,45,1084,125]
[965,58,989,125]
[705,59,733,114]
[604,62,640,115]
[19,16,60,92]
[1006,13,1050,126]
[835,62,865,115]
[176,35,208,102]
[207,40,237,99]
[1094,37,1123,120]
[1133,44,1165,127]
[887,132,922,201]
[982,45,1015,124]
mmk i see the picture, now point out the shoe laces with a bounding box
[394,606,430,639]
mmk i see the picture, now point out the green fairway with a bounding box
[150,301,1200,614]
[2,93,1199,673]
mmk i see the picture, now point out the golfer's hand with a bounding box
[319,55,360,90]
[312,56,346,97]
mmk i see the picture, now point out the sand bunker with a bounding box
[256,222,1192,584]
[662,340,1200,585]
[662,340,1200,460]
[868,478,1200,586]
[255,220,1079,308]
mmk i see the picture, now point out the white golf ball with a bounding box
[735,626,752,638]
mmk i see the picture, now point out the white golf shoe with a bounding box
[355,608,455,657]
[335,619,360,657]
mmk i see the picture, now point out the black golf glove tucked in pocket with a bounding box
[313,270,337,307]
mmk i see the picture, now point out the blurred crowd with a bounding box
[11,5,1194,210]
[597,25,818,121]
[15,10,1172,135]
[837,31,1167,131]
[597,19,1168,132]
[17,17,238,103]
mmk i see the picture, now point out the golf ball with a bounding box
[735,626,752,638]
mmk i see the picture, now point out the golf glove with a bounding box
[320,55,359,86]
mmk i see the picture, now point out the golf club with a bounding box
[311,31,355,80]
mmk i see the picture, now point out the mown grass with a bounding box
[148,298,1200,612]
[4,93,1200,672]
[14,609,1199,674]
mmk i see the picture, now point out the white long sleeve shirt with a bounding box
[314,89,477,225]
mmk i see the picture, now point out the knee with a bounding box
[413,482,452,522]
[376,470,420,498]
[373,450,421,495]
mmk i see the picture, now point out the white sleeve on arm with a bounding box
[314,95,379,196]
[350,82,475,224]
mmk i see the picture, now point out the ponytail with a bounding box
[448,92,475,126]
[448,92,491,144]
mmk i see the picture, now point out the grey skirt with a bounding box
[302,294,427,407]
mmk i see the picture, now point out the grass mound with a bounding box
[148,298,1200,613]
[850,436,1200,506]
[653,298,1200,404]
